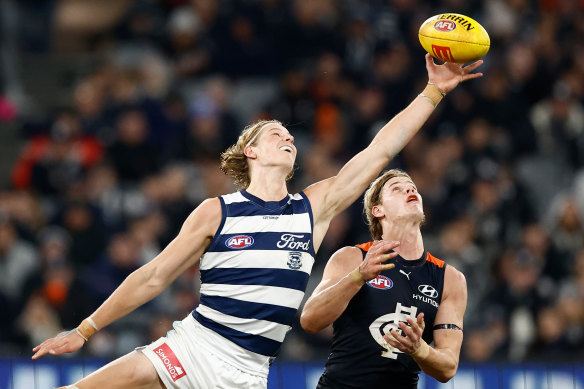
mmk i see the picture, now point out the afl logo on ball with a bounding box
[367,275,394,290]
[225,235,254,249]
[434,20,456,32]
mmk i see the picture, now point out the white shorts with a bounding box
[139,315,268,389]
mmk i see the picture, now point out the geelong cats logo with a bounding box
[287,251,303,270]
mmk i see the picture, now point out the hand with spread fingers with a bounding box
[425,53,484,94]
[32,330,85,360]
[384,313,430,360]
[357,240,399,282]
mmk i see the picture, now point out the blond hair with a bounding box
[363,169,412,240]
[220,119,294,189]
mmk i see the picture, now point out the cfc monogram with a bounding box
[277,233,310,250]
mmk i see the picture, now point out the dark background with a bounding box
[0,0,583,365]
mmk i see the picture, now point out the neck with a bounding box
[381,219,424,260]
[246,169,289,201]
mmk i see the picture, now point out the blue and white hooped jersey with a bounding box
[192,189,315,360]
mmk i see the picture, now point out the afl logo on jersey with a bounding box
[225,235,254,249]
[367,275,393,290]
[418,284,438,298]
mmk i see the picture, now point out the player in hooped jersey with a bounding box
[31,55,481,389]
[301,169,467,388]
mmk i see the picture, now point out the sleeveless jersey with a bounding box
[318,242,446,389]
[192,190,315,360]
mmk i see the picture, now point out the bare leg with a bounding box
[71,351,165,389]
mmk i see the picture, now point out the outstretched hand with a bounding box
[32,330,85,360]
[425,53,484,94]
[358,240,399,282]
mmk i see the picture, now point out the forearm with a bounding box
[413,344,459,383]
[301,269,362,333]
[370,86,440,160]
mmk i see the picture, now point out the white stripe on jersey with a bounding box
[223,214,312,234]
[222,192,249,205]
[196,304,290,342]
[200,250,315,274]
[222,192,303,205]
[200,284,305,309]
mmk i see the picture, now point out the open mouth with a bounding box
[280,146,293,153]
[407,195,418,203]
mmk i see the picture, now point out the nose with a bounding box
[285,134,294,143]
[406,186,415,194]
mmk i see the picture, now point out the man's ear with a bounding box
[372,205,384,218]
[244,145,257,159]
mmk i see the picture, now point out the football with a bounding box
[418,13,490,63]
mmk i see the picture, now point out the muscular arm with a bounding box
[301,241,398,333]
[90,198,221,329]
[385,265,467,383]
[32,198,221,359]
[304,56,483,249]
[417,265,466,382]
[300,247,363,333]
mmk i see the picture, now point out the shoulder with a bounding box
[196,197,222,215]
[182,198,222,235]
[443,264,467,298]
[326,246,364,271]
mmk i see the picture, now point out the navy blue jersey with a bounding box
[318,242,446,389]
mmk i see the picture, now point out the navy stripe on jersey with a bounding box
[200,295,297,326]
[192,310,282,356]
[214,232,314,255]
[205,196,228,253]
[299,191,314,230]
[225,201,299,217]
[200,268,309,291]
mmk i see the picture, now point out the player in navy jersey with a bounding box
[31,55,481,389]
[301,169,467,388]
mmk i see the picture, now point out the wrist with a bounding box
[349,267,365,286]
[76,317,99,342]
[410,339,430,361]
[419,83,446,107]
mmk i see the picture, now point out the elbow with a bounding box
[300,312,323,334]
[135,264,166,291]
[436,374,454,384]
[434,366,458,383]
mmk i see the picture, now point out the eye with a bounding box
[392,186,400,192]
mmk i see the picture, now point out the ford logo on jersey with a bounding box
[367,275,393,290]
[225,235,254,249]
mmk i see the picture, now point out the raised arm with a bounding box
[304,55,483,247]
[32,198,222,360]
[384,265,467,383]
[301,241,399,333]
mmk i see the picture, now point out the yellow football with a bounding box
[418,13,490,63]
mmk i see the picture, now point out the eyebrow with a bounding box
[388,180,416,189]
[268,128,291,136]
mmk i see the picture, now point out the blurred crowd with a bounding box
[1,0,584,364]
